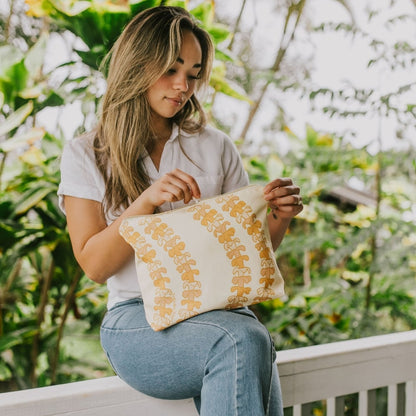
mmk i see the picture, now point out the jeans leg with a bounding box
[100,300,283,415]
[189,308,283,416]
[267,363,284,415]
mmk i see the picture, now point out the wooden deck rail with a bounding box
[1,330,416,415]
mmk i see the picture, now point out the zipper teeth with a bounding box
[124,184,264,220]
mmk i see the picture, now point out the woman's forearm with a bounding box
[65,195,155,284]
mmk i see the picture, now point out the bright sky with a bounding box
[214,0,416,154]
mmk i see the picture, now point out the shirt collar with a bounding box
[167,123,193,142]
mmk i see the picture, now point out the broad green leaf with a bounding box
[12,185,55,216]
[0,127,45,153]
[208,24,230,44]
[97,7,131,48]
[20,146,47,165]
[0,327,38,351]
[164,0,187,8]
[25,0,49,17]
[0,101,33,137]
[34,91,65,111]
[49,0,91,16]
[210,73,252,103]
[191,1,214,26]
[215,49,235,63]
[0,46,29,101]
[0,45,24,78]
[0,201,14,218]
[24,32,49,78]
[19,85,42,99]
[0,361,12,381]
[0,223,17,250]
[75,47,107,70]
[130,0,160,15]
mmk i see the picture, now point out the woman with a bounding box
[58,6,302,415]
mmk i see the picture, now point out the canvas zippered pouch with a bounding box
[119,184,285,331]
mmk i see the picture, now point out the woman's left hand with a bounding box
[263,178,303,220]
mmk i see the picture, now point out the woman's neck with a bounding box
[147,119,173,171]
[151,115,173,142]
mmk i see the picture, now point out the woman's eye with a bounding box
[166,68,176,75]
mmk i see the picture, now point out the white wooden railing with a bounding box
[1,330,415,415]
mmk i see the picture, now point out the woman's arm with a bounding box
[263,178,303,251]
[65,169,200,284]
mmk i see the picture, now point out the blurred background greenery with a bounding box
[0,0,415,397]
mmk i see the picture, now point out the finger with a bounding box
[263,178,293,194]
[161,175,192,203]
[269,194,302,208]
[272,204,303,218]
[161,170,201,204]
[271,201,303,219]
[170,169,201,201]
[264,184,300,201]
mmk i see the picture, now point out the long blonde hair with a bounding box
[94,6,214,214]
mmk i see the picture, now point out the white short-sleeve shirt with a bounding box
[58,124,249,309]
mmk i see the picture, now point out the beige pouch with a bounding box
[119,185,285,331]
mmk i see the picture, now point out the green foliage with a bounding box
[0,10,111,390]
[245,123,416,350]
[0,0,253,391]
[26,0,247,102]
[0,123,111,390]
[0,34,64,112]
[1,0,415,395]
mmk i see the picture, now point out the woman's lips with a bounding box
[165,97,183,106]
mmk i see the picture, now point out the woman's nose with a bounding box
[173,74,188,92]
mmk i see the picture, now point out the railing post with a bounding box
[405,380,416,416]
[359,390,376,416]
[389,383,406,416]
[293,404,302,416]
[292,403,314,416]
[327,396,345,416]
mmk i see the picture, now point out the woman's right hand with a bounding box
[139,169,201,210]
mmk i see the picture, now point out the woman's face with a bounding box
[147,30,202,128]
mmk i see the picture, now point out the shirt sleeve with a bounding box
[221,134,249,193]
[57,135,105,215]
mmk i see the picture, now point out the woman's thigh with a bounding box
[100,298,274,400]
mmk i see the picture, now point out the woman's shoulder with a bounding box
[198,124,230,141]
[61,131,99,171]
[63,130,96,155]
[60,130,99,176]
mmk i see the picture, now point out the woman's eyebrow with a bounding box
[177,57,201,68]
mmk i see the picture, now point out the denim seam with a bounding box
[101,326,150,332]
[185,320,239,415]
[265,334,274,415]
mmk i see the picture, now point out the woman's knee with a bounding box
[199,311,275,367]
[236,320,275,364]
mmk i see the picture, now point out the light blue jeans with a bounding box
[100,298,283,415]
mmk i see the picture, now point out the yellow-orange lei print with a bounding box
[119,218,202,331]
[119,185,284,331]
[188,192,277,309]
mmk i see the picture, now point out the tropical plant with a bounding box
[0,30,112,389]
[246,124,416,350]
[1,0,415,395]
[0,0,255,391]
